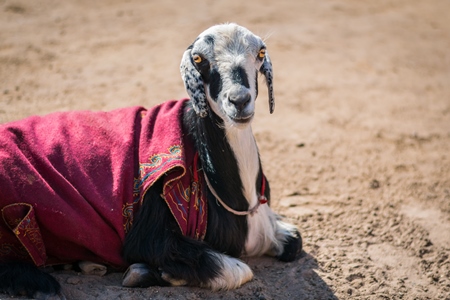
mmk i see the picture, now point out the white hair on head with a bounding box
[180,23,275,123]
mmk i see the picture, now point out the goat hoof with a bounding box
[78,261,107,276]
[122,263,152,287]
[278,229,302,262]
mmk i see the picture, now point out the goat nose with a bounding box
[229,91,251,110]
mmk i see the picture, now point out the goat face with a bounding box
[180,24,275,126]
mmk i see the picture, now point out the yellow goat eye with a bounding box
[258,48,266,59]
[193,54,202,64]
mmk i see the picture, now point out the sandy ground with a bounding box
[1,0,450,299]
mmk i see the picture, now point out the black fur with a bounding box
[278,231,302,262]
[193,56,211,81]
[254,70,259,98]
[123,179,222,286]
[122,102,250,286]
[231,66,250,88]
[0,262,61,298]
[183,103,249,256]
[208,68,222,101]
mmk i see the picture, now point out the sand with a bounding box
[1,0,449,299]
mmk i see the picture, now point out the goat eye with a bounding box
[258,48,266,59]
[193,54,202,64]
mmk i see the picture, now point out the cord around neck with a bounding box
[194,152,268,216]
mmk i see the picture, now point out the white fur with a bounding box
[200,251,253,291]
[224,125,259,208]
[198,24,297,259]
[198,25,264,126]
[160,251,253,290]
[246,205,280,257]
[224,124,279,256]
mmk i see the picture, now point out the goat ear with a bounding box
[259,51,275,114]
[180,48,208,118]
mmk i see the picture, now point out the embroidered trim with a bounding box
[133,145,182,198]
[123,145,184,233]
[1,203,47,266]
[162,157,207,240]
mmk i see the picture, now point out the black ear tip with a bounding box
[269,100,275,114]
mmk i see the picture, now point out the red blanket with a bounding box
[0,99,207,268]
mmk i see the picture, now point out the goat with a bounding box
[0,23,302,298]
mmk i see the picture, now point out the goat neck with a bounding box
[184,104,263,214]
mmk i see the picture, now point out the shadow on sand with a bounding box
[247,251,338,300]
[0,251,338,300]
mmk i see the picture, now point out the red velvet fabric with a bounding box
[0,99,207,268]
